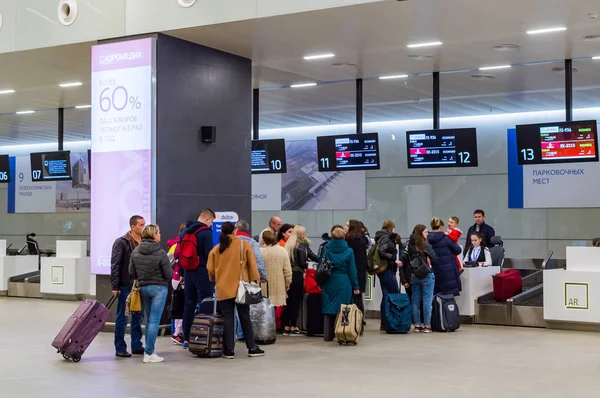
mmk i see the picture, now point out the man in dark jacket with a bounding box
[110,215,145,358]
[464,209,496,254]
[181,208,216,348]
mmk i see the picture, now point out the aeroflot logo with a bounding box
[99,51,143,65]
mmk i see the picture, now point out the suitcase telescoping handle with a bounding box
[106,295,117,310]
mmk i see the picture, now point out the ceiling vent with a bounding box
[58,0,78,26]
[583,34,600,42]
[177,0,197,7]
[470,74,496,81]
[331,62,357,70]
[492,44,521,52]
[407,54,434,60]
[551,66,578,73]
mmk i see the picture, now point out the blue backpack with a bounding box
[383,293,412,334]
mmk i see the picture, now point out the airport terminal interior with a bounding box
[2,0,600,396]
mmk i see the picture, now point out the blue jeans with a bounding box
[378,268,399,326]
[235,308,244,340]
[114,286,143,353]
[182,267,213,341]
[411,273,435,326]
[140,285,169,355]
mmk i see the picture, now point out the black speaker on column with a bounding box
[201,126,216,143]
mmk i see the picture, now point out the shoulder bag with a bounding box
[235,240,263,305]
[126,280,142,315]
[315,248,333,286]
[410,253,431,279]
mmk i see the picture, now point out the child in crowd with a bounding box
[446,216,463,274]
[167,224,186,344]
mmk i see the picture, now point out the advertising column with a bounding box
[90,38,155,274]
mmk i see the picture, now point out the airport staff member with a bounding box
[464,209,495,254]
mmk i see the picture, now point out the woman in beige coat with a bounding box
[260,230,292,307]
[207,222,264,359]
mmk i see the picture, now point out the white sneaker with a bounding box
[143,353,164,363]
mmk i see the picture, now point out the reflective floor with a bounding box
[1,297,600,398]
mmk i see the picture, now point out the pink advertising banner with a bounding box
[90,38,154,275]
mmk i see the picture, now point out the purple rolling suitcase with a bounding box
[51,297,116,362]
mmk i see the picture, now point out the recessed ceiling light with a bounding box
[290,83,317,88]
[478,65,512,71]
[492,44,521,52]
[406,41,442,48]
[331,62,357,70]
[407,54,434,60]
[470,74,496,81]
[379,74,409,80]
[75,105,91,109]
[593,56,600,60]
[303,53,335,60]
[0,89,15,95]
[584,35,600,42]
[16,110,35,115]
[526,26,567,35]
[59,82,83,88]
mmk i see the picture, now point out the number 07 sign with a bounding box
[90,38,155,275]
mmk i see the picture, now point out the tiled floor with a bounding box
[1,297,600,398]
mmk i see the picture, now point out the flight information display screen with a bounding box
[30,151,72,181]
[316,132,380,171]
[406,128,478,168]
[516,120,598,165]
[0,154,10,183]
[251,139,287,174]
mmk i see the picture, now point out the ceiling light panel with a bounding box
[478,65,512,71]
[526,27,567,35]
[59,82,83,88]
[290,83,317,88]
[379,74,409,80]
[406,41,442,48]
[303,53,335,60]
[0,89,15,95]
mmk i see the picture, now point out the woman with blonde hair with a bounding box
[282,225,319,335]
[129,224,173,363]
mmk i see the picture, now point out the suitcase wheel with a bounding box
[72,353,81,362]
[352,342,357,346]
[338,342,342,345]
[62,354,70,360]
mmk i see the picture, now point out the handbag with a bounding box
[315,248,333,286]
[410,253,431,279]
[126,280,142,315]
[169,284,185,319]
[235,240,263,305]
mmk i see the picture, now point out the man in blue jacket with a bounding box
[181,208,216,349]
[464,209,496,254]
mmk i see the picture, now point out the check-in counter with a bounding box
[544,247,600,330]
[456,265,500,319]
[0,240,39,296]
[40,241,90,300]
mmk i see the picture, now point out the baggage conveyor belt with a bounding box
[7,271,42,299]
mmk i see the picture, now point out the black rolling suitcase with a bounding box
[306,294,324,336]
[431,293,460,332]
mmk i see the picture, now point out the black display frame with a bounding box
[316,132,381,172]
[406,127,479,169]
[251,138,287,174]
[515,120,599,166]
[30,150,72,182]
[0,154,10,183]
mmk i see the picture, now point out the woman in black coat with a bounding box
[375,220,403,329]
[428,217,462,296]
[345,219,368,316]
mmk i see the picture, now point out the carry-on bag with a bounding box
[250,284,276,344]
[306,294,325,336]
[189,291,224,358]
[304,267,322,295]
[169,284,185,319]
[431,293,460,332]
[334,303,363,345]
[383,293,412,334]
[51,296,116,362]
[493,269,522,302]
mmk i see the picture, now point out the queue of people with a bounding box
[109,208,497,361]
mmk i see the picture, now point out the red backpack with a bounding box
[179,226,209,271]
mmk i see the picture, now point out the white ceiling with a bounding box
[2,0,600,142]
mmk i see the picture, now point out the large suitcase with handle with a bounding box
[51,297,116,362]
[189,292,224,358]
[431,293,460,332]
[334,303,363,345]
[493,269,522,301]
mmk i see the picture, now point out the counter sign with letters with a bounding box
[564,282,589,310]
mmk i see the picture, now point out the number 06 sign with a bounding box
[90,38,155,275]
